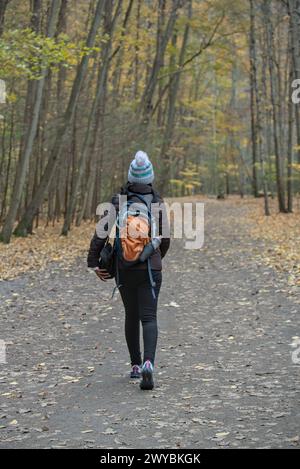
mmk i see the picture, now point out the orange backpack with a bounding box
[120,215,150,262]
[116,192,154,265]
[113,191,160,299]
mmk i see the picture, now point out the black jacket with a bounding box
[87,182,170,271]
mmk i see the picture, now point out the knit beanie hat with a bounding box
[128,151,154,185]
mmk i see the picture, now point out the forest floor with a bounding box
[0,197,299,449]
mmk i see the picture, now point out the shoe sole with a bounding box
[140,368,154,390]
[130,373,141,379]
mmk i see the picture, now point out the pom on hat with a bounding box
[135,151,149,167]
[128,150,154,185]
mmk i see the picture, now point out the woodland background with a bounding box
[1,1,300,450]
[0,0,300,249]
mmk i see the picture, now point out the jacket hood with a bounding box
[123,182,153,195]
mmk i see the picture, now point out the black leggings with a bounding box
[118,269,162,366]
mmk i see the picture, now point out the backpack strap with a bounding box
[111,223,122,298]
[110,189,157,299]
[125,191,154,238]
[147,258,156,299]
[111,259,122,299]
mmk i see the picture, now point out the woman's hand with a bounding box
[94,267,111,282]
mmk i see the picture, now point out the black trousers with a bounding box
[118,269,162,366]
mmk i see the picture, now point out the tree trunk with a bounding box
[0,0,61,243]
[262,0,287,213]
[0,106,14,220]
[287,72,294,213]
[288,23,295,212]
[61,0,120,235]
[13,0,106,237]
[249,0,259,198]
[134,0,142,99]
[250,0,270,215]
[288,0,300,165]
[158,0,192,194]
[139,0,182,125]
[0,0,10,36]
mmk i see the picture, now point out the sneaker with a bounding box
[140,360,154,390]
[130,365,141,379]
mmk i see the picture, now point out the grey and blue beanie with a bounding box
[128,151,154,185]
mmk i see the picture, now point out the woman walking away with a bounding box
[87,151,170,390]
